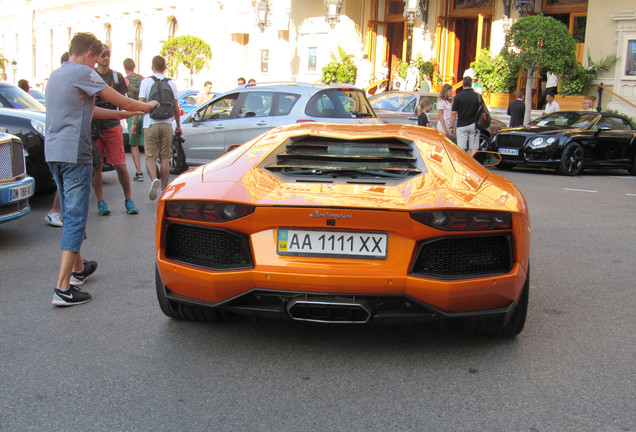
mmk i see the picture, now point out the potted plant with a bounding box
[472,49,520,108]
[321,46,357,84]
[557,53,617,109]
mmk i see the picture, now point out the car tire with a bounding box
[478,132,489,151]
[629,155,636,176]
[155,266,223,321]
[463,267,529,337]
[557,142,584,176]
[170,140,187,174]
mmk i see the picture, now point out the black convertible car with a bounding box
[488,111,636,176]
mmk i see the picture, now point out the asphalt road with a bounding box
[0,159,634,431]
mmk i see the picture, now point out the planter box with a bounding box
[554,95,595,111]
[485,93,516,108]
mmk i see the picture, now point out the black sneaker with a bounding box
[69,259,98,286]
[52,286,92,307]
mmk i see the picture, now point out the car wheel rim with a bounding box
[565,146,583,174]
[170,144,177,171]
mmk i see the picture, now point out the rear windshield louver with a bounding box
[265,136,423,180]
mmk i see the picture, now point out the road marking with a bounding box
[626,194,636,197]
[562,188,598,193]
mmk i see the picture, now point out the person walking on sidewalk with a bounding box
[124,58,144,181]
[46,32,157,307]
[450,76,481,155]
[123,57,145,182]
[91,43,139,216]
[131,55,182,201]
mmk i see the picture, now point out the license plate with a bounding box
[277,229,387,259]
[9,184,32,202]
[498,148,519,156]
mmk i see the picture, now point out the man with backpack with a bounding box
[131,55,182,200]
[91,43,139,215]
[123,58,145,182]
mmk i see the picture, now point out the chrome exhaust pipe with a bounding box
[286,297,372,324]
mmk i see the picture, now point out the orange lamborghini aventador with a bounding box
[155,123,530,336]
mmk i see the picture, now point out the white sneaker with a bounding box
[45,212,63,227]
[149,178,161,200]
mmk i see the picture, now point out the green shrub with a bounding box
[321,46,357,84]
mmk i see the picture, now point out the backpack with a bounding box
[126,74,143,100]
[475,94,491,130]
[148,76,175,120]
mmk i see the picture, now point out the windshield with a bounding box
[305,89,376,118]
[530,112,599,128]
[0,85,45,111]
[369,92,417,112]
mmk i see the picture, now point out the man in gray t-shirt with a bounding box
[47,32,158,308]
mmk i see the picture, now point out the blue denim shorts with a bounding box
[48,162,93,253]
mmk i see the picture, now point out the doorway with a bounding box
[386,21,405,89]
[454,18,478,83]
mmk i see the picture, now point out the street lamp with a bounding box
[324,0,342,29]
[502,0,535,18]
[513,0,534,17]
[256,0,270,32]
[403,0,421,27]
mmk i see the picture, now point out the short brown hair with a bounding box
[123,58,136,71]
[152,55,166,73]
[69,32,103,57]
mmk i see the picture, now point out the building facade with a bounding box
[0,0,634,117]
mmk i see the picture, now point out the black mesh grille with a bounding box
[0,139,26,180]
[0,199,28,216]
[165,223,253,270]
[411,235,512,278]
[495,134,527,149]
[265,136,423,180]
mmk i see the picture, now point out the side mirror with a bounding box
[473,151,502,167]
[226,144,241,153]
[192,112,201,124]
[598,124,613,132]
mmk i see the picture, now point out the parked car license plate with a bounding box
[10,184,33,202]
[498,148,519,156]
[277,229,387,259]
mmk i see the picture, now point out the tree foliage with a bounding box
[503,15,576,122]
[472,49,520,95]
[321,46,356,84]
[161,35,212,87]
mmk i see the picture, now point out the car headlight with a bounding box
[31,119,46,137]
[411,210,512,231]
[529,136,556,149]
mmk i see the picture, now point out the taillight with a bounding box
[411,210,512,231]
[165,201,254,222]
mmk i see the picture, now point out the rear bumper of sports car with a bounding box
[156,258,528,324]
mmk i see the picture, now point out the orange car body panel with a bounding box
[156,123,530,314]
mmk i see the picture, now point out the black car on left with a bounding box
[488,111,636,176]
[0,107,55,193]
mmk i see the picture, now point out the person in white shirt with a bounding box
[405,59,419,91]
[543,92,560,115]
[355,54,372,90]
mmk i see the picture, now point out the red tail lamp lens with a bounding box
[411,210,512,231]
[165,201,254,222]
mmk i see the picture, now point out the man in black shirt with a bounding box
[91,44,139,215]
[450,76,481,154]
